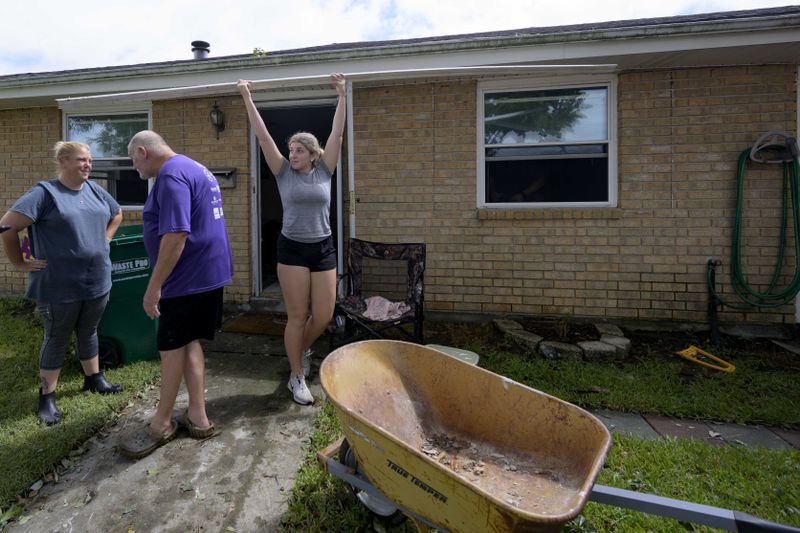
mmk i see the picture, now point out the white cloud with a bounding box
[0,0,793,75]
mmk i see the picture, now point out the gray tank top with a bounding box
[274,159,332,243]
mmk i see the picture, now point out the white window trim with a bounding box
[62,108,153,211]
[476,74,618,209]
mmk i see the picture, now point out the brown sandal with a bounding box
[175,409,216,439]
[118,420,178,459]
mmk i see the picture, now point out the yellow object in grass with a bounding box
[675,345,735,373]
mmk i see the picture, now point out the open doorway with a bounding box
[258,103,338,294]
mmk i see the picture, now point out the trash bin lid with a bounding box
[425,344,480,366]
[111,225,144,246]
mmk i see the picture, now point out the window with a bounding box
[478,78,616,208]
[66,113,150,207]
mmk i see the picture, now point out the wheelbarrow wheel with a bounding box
[338,438,407,526]
[98,340,121,369]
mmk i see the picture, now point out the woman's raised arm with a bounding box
[321,73,347,172]
[237,80,285,175]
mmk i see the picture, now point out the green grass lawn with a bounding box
[430,321,800,428]
[1,304,799,531]
[282,321,800,532]
[0,298,160,521]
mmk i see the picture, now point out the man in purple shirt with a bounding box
[119,130,233,459]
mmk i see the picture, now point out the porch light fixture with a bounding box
[209,101,225,139]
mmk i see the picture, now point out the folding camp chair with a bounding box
[330,238,426,348]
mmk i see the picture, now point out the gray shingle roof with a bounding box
[3,5,799,81]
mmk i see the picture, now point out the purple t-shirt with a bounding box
[142,155,233,299]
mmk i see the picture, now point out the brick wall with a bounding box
[0,107,62,295]
[618,65,797,324]
[152,96,252,304]
[0,98,253,304]
[1,64,796,326]
[350,65,798,325]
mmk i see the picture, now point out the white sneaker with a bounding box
[287,374,314,405]
[302,349,313,378]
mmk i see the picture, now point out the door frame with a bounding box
[249,96,344,296]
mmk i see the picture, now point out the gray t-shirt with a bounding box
[275,159,332,243]
[11,179,120,303]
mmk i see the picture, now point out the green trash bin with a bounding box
[97,224,159,367]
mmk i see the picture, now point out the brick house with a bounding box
[1,6,799,330]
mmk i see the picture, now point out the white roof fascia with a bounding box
[56,64,617,111]
[6,23,793,109]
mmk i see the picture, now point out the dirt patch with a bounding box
[422,321,501,347]
[623,329,800,370]
[389,316,800,374]
[424,318,800,370]
[512,317,791,358]
[3,299,38,321]
[516,318,599,344]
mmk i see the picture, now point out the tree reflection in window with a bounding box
[66,113,150,205]
[67,114,148,158]
[484,88,606,145]
[481,85,610,205]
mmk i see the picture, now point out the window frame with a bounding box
[476,74,618,209]
[62,108,152,211]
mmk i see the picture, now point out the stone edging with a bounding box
[493,319,631,362]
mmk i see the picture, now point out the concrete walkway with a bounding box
[7,331,798,532]
[8,330,326,533]
[591,409,800,450]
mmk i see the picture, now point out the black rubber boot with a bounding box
[38,388,61,426]
[83,372,123,394]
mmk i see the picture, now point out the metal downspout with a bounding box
[346,80,355,242]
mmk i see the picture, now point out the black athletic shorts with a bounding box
[157,287,224,351]
[277,234,336,272]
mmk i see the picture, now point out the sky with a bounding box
[1,0,795,76]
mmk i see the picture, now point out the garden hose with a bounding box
[707,147,800,309]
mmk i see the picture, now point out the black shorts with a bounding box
[157,287,224,351]
[277,234,337,272]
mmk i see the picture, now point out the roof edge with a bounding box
[2,6,799,87]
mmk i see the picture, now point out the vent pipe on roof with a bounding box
[191,40,210,59]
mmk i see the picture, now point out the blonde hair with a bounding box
[53,141,90,164]
[288,132,323,163]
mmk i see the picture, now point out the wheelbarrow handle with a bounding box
[733,512,800,533]
[591,484,800,532]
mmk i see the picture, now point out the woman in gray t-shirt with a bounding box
[0,141,124,425]
[238,74,346,406]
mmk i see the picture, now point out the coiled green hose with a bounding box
[708,148,800,309]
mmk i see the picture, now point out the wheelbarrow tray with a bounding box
[320,340,612,533]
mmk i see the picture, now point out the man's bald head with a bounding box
[128,130,170,156]
[127,130,176,180]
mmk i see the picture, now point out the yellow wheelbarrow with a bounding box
[318,340,612,533]
[317,340,800,533]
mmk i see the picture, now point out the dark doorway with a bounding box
[259,104,338,290]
